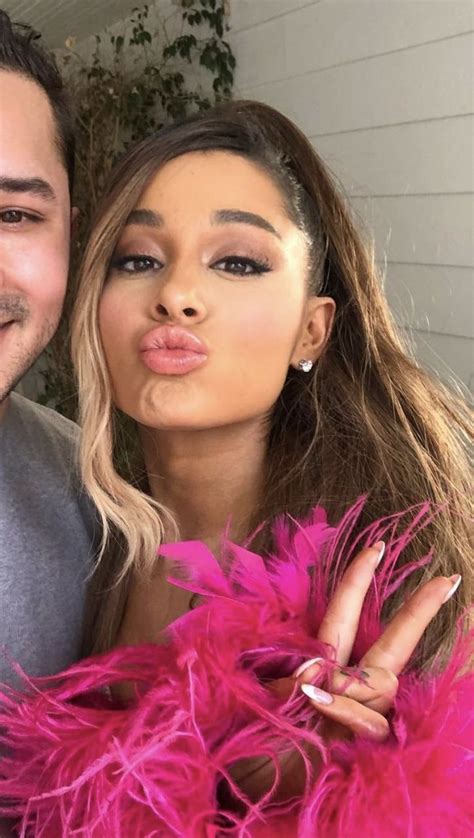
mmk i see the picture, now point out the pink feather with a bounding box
[0,501,472,837]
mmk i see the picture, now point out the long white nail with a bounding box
[374,541,385,567]
[293,657,324,679]
[301,684,334,705]
[443,574,462,604]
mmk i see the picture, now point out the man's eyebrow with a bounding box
[125,208,164,227]
[0,176,57,202]
[212,209,281,239]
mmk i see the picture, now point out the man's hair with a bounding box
[0,9,75,193]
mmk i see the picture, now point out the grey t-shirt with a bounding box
[0,393,97,688]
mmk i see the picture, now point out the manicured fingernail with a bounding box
[372,541,385,567]
[293,657,324,679]
[301,684,334,705]
[442,574,462,603]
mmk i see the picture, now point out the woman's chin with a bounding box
[133,409,214,433]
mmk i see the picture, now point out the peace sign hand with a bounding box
[295,541,462,741]
[227,542,461,804]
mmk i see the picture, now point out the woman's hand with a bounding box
[227,542,461,803]
[294,541,461,741]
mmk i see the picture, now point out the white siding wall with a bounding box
[229,0,474,393]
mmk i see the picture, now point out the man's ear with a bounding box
[70,206,80,238]
[290,296,336,368]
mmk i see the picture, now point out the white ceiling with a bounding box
[1,0,143,49]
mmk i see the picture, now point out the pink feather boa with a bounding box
[0,498,472,836]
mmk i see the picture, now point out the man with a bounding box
[0,9,96,691]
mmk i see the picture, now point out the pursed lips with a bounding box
[138,325,208,376]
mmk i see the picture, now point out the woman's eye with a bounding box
[111,254,163,274]
[212,256,271,277]
[0,209,40,225]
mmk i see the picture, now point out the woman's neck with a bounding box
[140,419,267,551]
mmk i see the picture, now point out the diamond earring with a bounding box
[297,359,313,373]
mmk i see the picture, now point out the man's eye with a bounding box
[0,209,39,224]
[111,254,162,273]
[212,256,271,276]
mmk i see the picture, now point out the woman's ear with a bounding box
[290,296,336,369]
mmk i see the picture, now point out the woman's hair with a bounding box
[74,100,472,667]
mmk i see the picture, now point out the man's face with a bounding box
[0,69,71,410]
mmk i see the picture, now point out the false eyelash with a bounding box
[110,254,161,271]
[212,255,272,275]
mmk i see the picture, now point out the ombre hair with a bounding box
[74,100,472,666]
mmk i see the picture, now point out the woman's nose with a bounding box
[152,269,207,323]
[156,302,201,321]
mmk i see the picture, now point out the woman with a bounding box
[0,100,472,835]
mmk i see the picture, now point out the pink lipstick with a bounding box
[139,325,208,376]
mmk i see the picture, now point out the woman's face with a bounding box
[99,150,327,431]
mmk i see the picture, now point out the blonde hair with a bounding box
[73,101,472,665]
[71,151,178,577]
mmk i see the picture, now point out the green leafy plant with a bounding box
[37,0,235,418]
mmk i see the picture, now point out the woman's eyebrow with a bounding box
[212,209,281,239]
[124,207,281,239]
[125,208,164,227]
